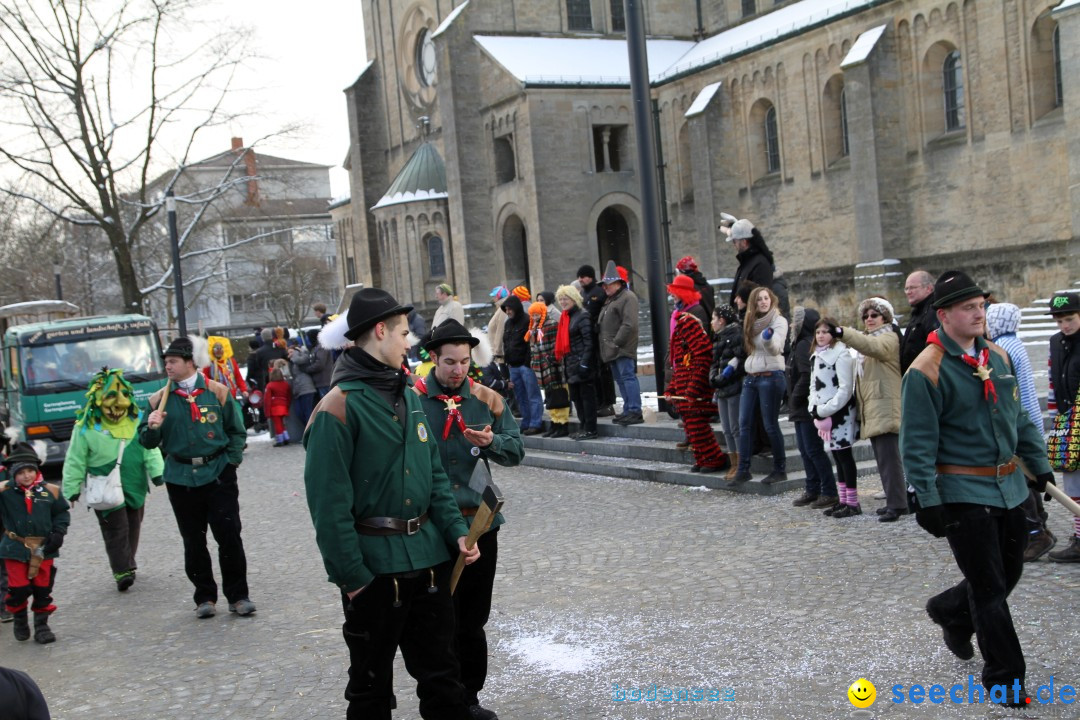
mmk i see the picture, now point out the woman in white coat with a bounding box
[809,318,859,517]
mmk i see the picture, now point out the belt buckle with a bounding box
[191,456,205,467]
[995,462,1009,477]
[406,517,421,535]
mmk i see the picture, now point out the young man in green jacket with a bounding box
[303,288,479,720]
[901,270,1054,708]
[414,319,524,720]
[139,337,253,619]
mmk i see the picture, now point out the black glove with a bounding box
[68,492,80,503]
[42,531,64,555]
[150,475,163,487]
[828,323,843,339]
[217,463,238,484]
[1030,472,1055,494]
[915,505,947,539]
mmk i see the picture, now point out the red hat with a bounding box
[617,266,629,284]
[676,256,698,273]
[666,274,700,304]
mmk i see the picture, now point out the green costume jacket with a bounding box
[138,375,246,487]
[303,380,470,593]
[0,479,71,562]
[901,332,1051,510]
[413,374,524,530]
[62,419,165,512]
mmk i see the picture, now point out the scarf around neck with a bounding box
[555,308,572,361]
[751,307,778,338]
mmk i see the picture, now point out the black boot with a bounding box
[33,612,55,644]
[541,422,555,438]
[12,610,30,641]
[553,424,569,438]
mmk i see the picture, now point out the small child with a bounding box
[808,318,859,518]
[0,442,70,643]
[263,368,293,447]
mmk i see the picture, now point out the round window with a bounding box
[416,29,437,87]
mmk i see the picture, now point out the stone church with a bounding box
[334,0,1079,319]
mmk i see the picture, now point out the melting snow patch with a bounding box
[504,633,605,674]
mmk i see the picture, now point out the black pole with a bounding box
[166,191,187,337]
[624,0,668,403]
[52,259,62,301]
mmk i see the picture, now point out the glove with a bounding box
[721,365,735,380]
[68,492,80,503]
[828,323,843,338]
[915,505,947,538]
[762,328,774,340]
[813,417,832,443]
[42,531,64,555]
[218,463,238,484]
[151,475,163,487]
[1030,472,1055,494]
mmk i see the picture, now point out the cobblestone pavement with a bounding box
[5,432,1080,719]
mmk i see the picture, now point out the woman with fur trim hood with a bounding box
[827,297,906,522]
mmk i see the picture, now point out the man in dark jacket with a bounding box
[726,219,775,308]
[248,328,287,390]
[578,265,617,416]
[900,270,939,374]
[502,295,543,435]
[597,261,642,425]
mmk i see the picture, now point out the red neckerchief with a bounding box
[174,386,205,421]
[22,474,43,513]
[927,330,997,403]
[416,377,470,439]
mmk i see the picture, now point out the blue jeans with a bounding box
[509,365,543,430]
[737,371,786,473]
[609,356,641,414]
[794,419,836,496]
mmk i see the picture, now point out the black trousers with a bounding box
[570,381,597,432]
[595,358,616,408]
[453,527,499,706]
[166,478,249,606]
[340,561,470,720]
[95,505,144,575]
[928,503,1027,687]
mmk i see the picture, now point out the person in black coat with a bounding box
[786,307,837,506]
[709,304,745,478]
[1047,291,1080,562]
[578,264,616,415]
[556,285,597,440]
[900,270,940,374]
[726,219,775,308]
[676,255,715,319]
[502,295,544,434]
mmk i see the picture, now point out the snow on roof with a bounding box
[473,35,695,86]
[684,81,723,118]
[433,0,469,38]
[655,0,879,81]
[841,23,887,68]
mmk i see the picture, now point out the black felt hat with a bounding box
[162,337,195,359]
[424,319,479,352]
[6,441,42,477]
[932,270,987,309]
[1046,292,1080,316]
[343,288,413,341]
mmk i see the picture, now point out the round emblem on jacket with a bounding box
[470,446,480,457]
[418,422,428,442]
[206,411,219,424]
[207,431,215,440]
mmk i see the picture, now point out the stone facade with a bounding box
[341,0,1078,322]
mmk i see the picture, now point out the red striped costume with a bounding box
[669,313,727,469]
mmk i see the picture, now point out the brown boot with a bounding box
[725,452,739,480]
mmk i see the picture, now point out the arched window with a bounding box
[765,106,780,173]
[427,235,446,278]
[1054,25,1063,108]
[823,75,848,163]
[943,50,965,131]
[840,89,850,157]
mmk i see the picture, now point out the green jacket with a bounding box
[137,375,246,487]
[62,420,165,512]
[414,374,524,531]
[901,332,1051,509]
[0,479,71,562]
[302,380,470,593]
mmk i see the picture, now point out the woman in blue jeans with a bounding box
[728,286,788,487]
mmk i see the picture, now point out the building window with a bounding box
[840,88,850,157]
[742,0,755,17]
[567,0,592,30]
[823,75,847,164]
[593,125,628,172]
[346,257,356,286]
[230,294,245,313]
[943,50,965,131]
[427,236,446,278]
[1054,25,1062,108]
[610,0,625,32]
[764,106,780,173]
[494,136,516,184]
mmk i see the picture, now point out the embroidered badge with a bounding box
[417,422,429,442]
[470,446,480,457]
[207,431,215,440]
[206,411,218,424]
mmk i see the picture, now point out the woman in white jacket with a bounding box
[728,286,788,487]
[808,317,859,517]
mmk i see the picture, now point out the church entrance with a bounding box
[502,214,530,288]
[596,207,632,271]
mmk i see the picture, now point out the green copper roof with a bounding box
[372,142,448,210]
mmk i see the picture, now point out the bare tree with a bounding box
[0,0,257,313]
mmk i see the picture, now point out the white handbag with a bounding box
[84,441,126,511]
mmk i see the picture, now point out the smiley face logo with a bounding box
[848,678,876,708]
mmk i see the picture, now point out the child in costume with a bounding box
[61,368,165,591]
[203,337,249,400]
[527,300,569,437]
[263,367,293,446]
[1,442,70,643]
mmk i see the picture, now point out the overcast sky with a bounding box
[202,1,368,198]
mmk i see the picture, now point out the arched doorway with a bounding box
[502,214,529,287]
[596,207,632,271]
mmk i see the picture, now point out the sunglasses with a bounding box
[862,311,882,321]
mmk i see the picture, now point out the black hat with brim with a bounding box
[1046,292,1080,315]
[6,442,41,476]
[162,337,195,359]
[424,319,479,353]
[343,288,413,341]
[932,270,987,309]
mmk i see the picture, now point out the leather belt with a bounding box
[936,461,1017,478]
[355,511,429,536]
[173,448,226,466]
[746,371,777,377]
[460,507,479,518]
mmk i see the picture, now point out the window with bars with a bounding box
[1054,25,1063,108]
[943,50,965,131]
[427,236,446,278]
[742,0,755,17]
[567,0,592,30]
[610,0,625,31]
[840,88,850,158]
[764,107,780,173]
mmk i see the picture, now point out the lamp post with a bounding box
[52,257,62,301]
[166,191,187,337]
